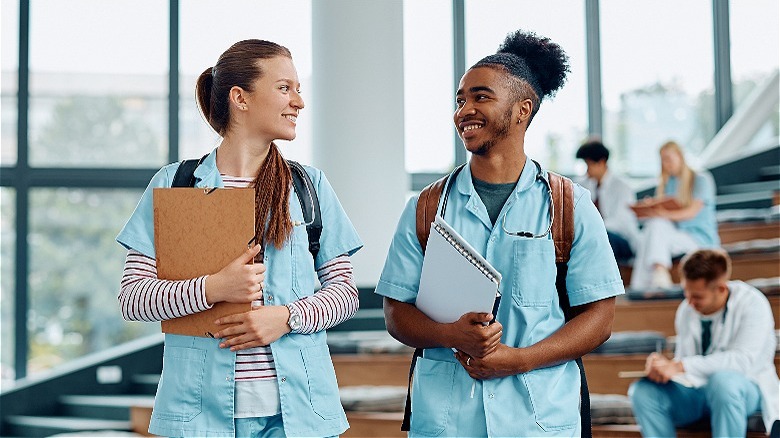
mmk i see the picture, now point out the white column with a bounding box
[312,0,408,287]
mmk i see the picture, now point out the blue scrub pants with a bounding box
[234,415,337,438]
[629,371,761,437]
[234,415,286,438]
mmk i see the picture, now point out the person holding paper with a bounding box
[575,138,639,264]
[629,141,719,290]
[116,40,362,437]
[376,29,623,437]
[629,249,779,437]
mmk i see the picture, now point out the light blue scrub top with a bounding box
[376,158,624,437]
[116,148,362,437]
[664,172,720,247]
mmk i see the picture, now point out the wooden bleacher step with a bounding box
[584,353,780,395]
[4,415,132,437]
[332,353,411,387]
[613,296,779,337]
[344,412,404,438]
[719,221,780,244]
[59,394,154,421]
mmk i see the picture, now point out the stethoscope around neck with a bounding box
[438,159,554,239]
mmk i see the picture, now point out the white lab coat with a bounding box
[675,280,779,433]
[577,171,639,252]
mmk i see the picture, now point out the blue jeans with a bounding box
[629,371,761,437]
[607,231,633,264]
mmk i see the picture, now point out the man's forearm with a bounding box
[383,297,453,349]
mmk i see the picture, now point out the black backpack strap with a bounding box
[556,262,592,438]
[401,347,423,431]
[287,160,322,261]
[171,154,208,187]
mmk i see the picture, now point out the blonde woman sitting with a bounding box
[630,141,720,290]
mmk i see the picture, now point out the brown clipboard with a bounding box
[153,187,255,337]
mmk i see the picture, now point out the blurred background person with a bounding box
[575,138,639,265]
[629,141,719,290]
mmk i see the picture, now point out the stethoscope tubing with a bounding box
[438,160,553,239]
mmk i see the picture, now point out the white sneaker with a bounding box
[651,267,673,289]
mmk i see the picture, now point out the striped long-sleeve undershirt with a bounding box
[118,175,359,381]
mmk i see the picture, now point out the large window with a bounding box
[1,0,19,381]
[601,0,714,176]
[1,188,15,384]
[464,0,588,175]
[180,0,313,164]
[1,0,18,166]
[403,0,455,173]
[28,189,150,373]
[28,0,168,168]
[729,0,779,151]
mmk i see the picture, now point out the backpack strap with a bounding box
[548,171,574,263]
[415,165,465,253]
[548,170,592,437]
[287,160,322,261]
[171,154,208,187]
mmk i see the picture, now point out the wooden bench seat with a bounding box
[613,296,779,337]
[333,353,412,387]
[343,411,404,437]
[593,424,767,438]
[584,353,780,395]
[719,221,780,244]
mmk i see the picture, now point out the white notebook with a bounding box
[415,215,502,323]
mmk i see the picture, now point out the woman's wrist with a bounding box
[204,274,222,305]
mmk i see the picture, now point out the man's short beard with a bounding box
[471,105,513,156]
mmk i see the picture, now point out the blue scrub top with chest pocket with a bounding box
[116,148,363,437]
[375,157,624,437]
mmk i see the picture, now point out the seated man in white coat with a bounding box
[575,139,638,264]
[629,249,779,437]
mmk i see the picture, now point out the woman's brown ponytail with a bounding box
[253,143,293,249]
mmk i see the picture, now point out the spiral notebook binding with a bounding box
[433,222,499,284]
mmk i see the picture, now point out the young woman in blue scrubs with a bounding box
[376,30,623,437]
[116,40,362,437]
[629,141,719,290]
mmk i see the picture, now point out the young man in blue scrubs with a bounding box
[376,30,624,436]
